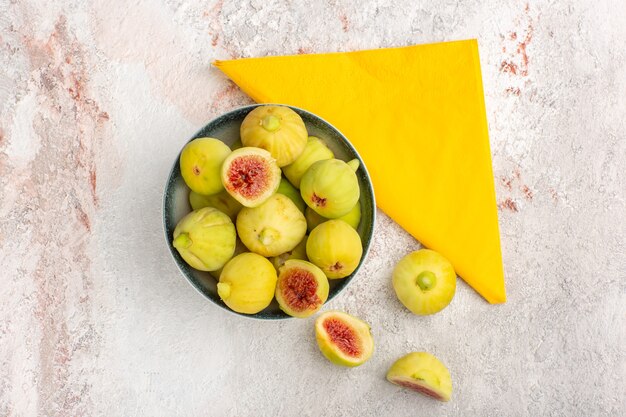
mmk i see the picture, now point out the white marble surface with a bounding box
[1,0,625,416]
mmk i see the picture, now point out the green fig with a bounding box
[217,253,277,314]
[277,178,306,213]
[306,220,363,279]
[236,194,307,257]
[240,105,307,167]
[208,238,247,280]
[180,138,231,195]
[300,159,360,219]
[172,207,236,271]
[283,136,334,188]
[392,249,456,315]
[305,203,361,232]
[305,207,326,232]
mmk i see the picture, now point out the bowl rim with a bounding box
[162,103,376,320]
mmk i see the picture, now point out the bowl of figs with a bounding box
[163,104,375,319]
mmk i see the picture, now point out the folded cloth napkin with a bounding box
[215,39,506,304]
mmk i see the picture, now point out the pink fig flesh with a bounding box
[323,317,362,358]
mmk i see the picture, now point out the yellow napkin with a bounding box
[215,39,506,304]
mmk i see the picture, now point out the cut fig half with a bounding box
[314,311,374,367]
[276,260,329,318]
[221,147,281,207]
[386,352,452,402]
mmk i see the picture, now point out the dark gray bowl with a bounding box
[163,104,376,319]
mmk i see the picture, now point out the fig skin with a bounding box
[392,249,456,315]
[221,147,281,207]
[275,259,329,318]
[270,235,308,271]
[217,252,277,314]
[180,138,231,195]
[189,189,242,221]
[305,207,326,232]
[283,136,334,188]
[172,207,236,271]
[315,311,374,367]
[305,202,361,232]
[208,238,247,280]
[386,352,452,402]
[277,178,306,213]
[237,194,307,257]
[307,220,363,279]
[346,159,360,172]
[240,105,307,167]
[300,158,360,219]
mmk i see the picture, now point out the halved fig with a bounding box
[386,352,452,402]
[180,138,231,195]
[275,260,329,318]
[236,194,307,257]
[240,105,308,167]
[221,147,281,207]
[315,311,374,367]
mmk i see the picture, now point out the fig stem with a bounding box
[217,282,231,300]
[262,115,281,131]
[347,159,360,172]
[259,228,279,245]
[416,270,436,291]
[173,233,192,249]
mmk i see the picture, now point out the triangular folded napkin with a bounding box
[215,39,506,303]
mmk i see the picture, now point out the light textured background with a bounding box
[1,0,625,416]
